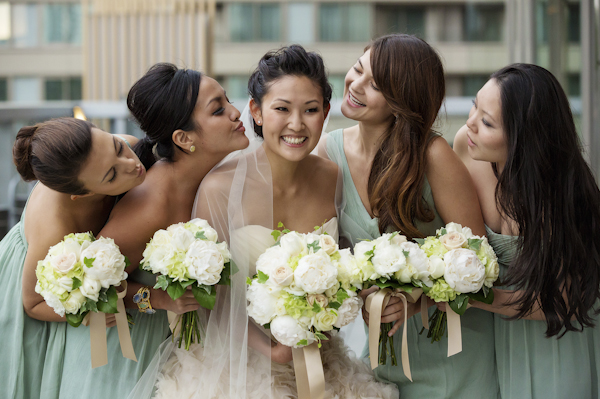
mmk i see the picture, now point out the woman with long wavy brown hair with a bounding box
[319,34,499,397]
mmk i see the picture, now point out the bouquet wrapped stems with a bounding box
[424,308,447,343]
[172,310,203,350]
[379,322,397,366]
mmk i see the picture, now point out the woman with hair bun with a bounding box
[454,63,600,399]
[2,117,145,399]
[319,34,499,397]
[56,63,250,399]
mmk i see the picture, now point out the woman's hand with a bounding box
[360,286,423,336]
[271,341,293,364]
[105,313,117,328]
[154,287,200,314]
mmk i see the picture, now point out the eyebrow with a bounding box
[206,90,227,107]
[273,99,320,105]
[101,138,117,183]
[357,58,363,68]
[474,95,498,125]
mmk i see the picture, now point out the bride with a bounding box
[130,45,398,399]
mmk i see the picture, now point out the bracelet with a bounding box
[133,286,156,314]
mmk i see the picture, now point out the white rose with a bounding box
[247,281,278,325]
[79,277,101,301]
[55,276,74,292]
[400,242,432,287]
[215,242,231,263]
[270,265,294,286]
[484,259,499,288]
[188,218,219,242]
[81,238,127,288]
[307,293,329,309]
[443,248,485,293]
[168,225,196,252]
[284,280,307,296]
[280,232,307,257]
[324,281,340,298]
[390,234,408,246]
[293,251,338,294]
[51,253,78,274]
[63,289,86,314]
[144,245,176,275]
[428,255,446,279]
[312,309,338,331]
[334,295,363,328]
[256,246,290,277]
[270,315,315,348]
[149,229,172,248]
[445,222,473,238]
[371,241,406,278]
[318,235,338,255]
[354,241,375,264]
[184,240,225,285]
[440,232,468,250]
[394,263,416,283]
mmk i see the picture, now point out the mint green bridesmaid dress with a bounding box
[57,269,170,398]
[0,202,67,399]
[327,129,500,398]
[486,225,596,399]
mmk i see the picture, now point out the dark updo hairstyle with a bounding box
[366,34,445,240]
[128,63,202,169]
[12,117,94,195]
[490,63,600,337]
[247,44,332,138]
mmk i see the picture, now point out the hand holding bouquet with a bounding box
[140,218,233,350]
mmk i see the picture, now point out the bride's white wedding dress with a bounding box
[148,218,398,399]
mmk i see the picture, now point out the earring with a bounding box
[190,145,196,153]
[257,120,262,125]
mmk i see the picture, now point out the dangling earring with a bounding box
[190,145,196,153]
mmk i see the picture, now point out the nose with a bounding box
[466,110,477,132]
[229,103,241,121]
[288,111,303,132]
[122,156,138,174]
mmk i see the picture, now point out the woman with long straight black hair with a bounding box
[454,63,600,399]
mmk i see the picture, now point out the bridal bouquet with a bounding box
[35,232,129,327]
[415,222,499,342]
[140,218,233,350]
[247,227,362,348]
[353,232,431,366]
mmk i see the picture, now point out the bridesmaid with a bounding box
[3,117,145,399]
[453,63,600,399]
[319,34,500,397]
[56,63,249,398]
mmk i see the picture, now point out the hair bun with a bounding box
[13,125,39,181]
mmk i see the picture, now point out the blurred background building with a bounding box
[0,0,598,236]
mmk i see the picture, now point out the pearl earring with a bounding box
[257,120,262,125]
[190,145,196,153]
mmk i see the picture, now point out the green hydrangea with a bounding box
[420,237,448,258]
[282,293,313,319]
[428,278,457,303]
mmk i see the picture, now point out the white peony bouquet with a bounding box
[140,218,233,350]
[415,222,499,342]
[35,232,129,327]
[247,225,363,348]
[353,232,430,366]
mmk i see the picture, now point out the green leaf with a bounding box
[246,276,253,285]
[297,339,308,346]
[315,331,329,341]
[195,231,208,240]
[180,279,196,289]
[307,241,321,253]
[192,284,216,310]
[124,256,131,268]
[97,286,119,313]
[440,228,448,236]
[167,281,186,300]
[263,323,270,329]
[468,287,494,305]
[468,238,483,251]
[402,250,410,259]
[72,277,82,290]
[365,248,375,263]
[271,230,282,242]
[312,302,322,313]
[414,238,425,246]
[218,261,233,286]
[336,288,349,303]
[448,294,470,315]
[85,298,98,313]
[154,275,169,291]
[257,270,269,284]
[328,301,342,310]
[83,257,95,268]
[314,226,320,231]
[277,222,285,228]
[66,312,86,328]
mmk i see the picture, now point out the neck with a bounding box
[262,143,302,191]
[356,119,390,160]
[169,151,225,196]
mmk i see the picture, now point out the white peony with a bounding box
[55,276,74,292]
[390,234,408,246]
[445,222,473,238]
[443,248,485,293]
[255,246,291,276]
[428,255,446,279]
[371,240,407,278]
[188,218,219,242]
[43,292,66,316]
[79,277,101,301]
[270,315,316,348]
[215,242,231,263]
[318,235,338,255]
[81,238,127,288]
[51,252,78,274]
[184,240,225,285]
[440,231,468,251]
[335,249,364,290]
[334,295,363,328]
[284,280,307,297]
[400,242,432,286]
[167,224,196,252]
[144,245,176,275]
[279,232,307,257]
[247,280,278,325]
[312,309,338,331]
[293,251,338,294]
[63,289,86,314]
[270,265,294,286]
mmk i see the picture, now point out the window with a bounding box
[229,3,280,42]
[464,4,504,42]
[567,3,580,43]
[0,3,10,45]
[319,3,370,42]
[0,78,7,101]
[287,3,315,44]
[567,74,580,97]
[13,4,38,47]
[223,76,249,100]
[328,75,345,101]
[44,77,82,101]
[375,5,425,38]
[463,75,489,97]
[44,3,82,44]
[13,77,41,102]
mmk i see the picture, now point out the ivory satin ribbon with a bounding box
[292,342,325,399]
[365,288,423,381]
[83,281,138,368]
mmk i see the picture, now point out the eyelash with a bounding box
[472,100,492,127]
[213,107,225,116]
[108,141,124,183]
